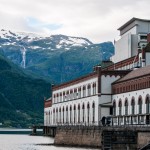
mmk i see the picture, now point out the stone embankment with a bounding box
[53,125,150,149]
[54,126,101,148]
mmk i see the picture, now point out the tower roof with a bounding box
[118,17,150,31]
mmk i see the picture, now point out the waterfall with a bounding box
[21,46,26,68]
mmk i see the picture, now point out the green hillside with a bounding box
[0,54,51,128]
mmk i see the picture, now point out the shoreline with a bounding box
[36,143,101,149]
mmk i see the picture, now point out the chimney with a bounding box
[93,65,101,73]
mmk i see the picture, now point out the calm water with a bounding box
[0,129,98,150]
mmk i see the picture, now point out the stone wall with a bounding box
[137,131,150,148]
[54,126,150,149]
[54,127,102,148]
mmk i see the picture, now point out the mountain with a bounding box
[0,54,51,127]
[0,29,114,84]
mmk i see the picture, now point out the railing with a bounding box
[46,121,150,130]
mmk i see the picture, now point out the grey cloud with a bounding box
[0,0,150,42]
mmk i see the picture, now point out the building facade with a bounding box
[44,18,150,126]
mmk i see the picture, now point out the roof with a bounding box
[114,65,150,84]
[118,17,150,31]
[52,72,98,91]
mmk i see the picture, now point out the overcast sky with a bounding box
[0,0,150,43]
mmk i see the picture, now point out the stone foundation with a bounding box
[54,127,102,148]
[54,126,150,149]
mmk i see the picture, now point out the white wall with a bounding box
[137,20,150,34]
[52,77,98,104]
[44,107,52,126]
[52,95,99,125]
[101,75,120,94]
[112,88,150,116]
[50,76,99,126]
[112,33,132,63]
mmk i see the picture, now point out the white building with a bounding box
[112,18,150,63]
[44,18,150,126]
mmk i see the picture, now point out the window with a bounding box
[59,108,61,123]
[66,91,69,101]
[70,90,73,100]
[74,89,77,99]
[66,106,68,123]
[53,94,56,103]
[113,101,116,116]
[63,107,64,123]
[70,106,72,123]
[119,100,122,116]
[88,84,91,96]
[53,108,55,124]
[87,103,90,124]
[57,94,59,103]
[82,104,85,122]
[49,111,50,125]
[146,96,150,114]
[63,92,65,101]
[131,98,135,115]
[138,97,142,114]
[78,87,81,98]
[60,93,62,102]
[56,108,58,123]
[93,83,96,95]
[125,99,128,115]
[92,103,95,123]
[83,86,86,97]
[78,104,80,123]
[74,105,76,124]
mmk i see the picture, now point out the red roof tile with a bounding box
[114,65,150,83]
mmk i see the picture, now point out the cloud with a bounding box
[0,0,150,43]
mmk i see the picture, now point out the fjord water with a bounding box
[0,129,98,150]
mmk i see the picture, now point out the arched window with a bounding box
[125,99,128,115]
[57,93,59,103]
[138,96,142,114]
[88,84,91,96]
[119,100,122,116]
[74,88,77,99]
[66,106,68,123]
[78,104,80,123]
[49,111,50,125]
[63,107,64,123]
[66,91,69,101]
[146,95,150,114]
[93,83,96,95]
[70,90,73,100]
[131,98,135,115]
[92,103,95,123]
[59,108,61,123]
[83,86,86,97]
[74,105,76,124]
[60,93,62,102]
[78,87,81,98]
[63,92,65,101]
[113,101,116,116]
[82,103,85,122]
[56,108,58,123]
[70,106,72,123]
[87,103,90,124]
[53,94,56,103]
[53,108,55,124]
